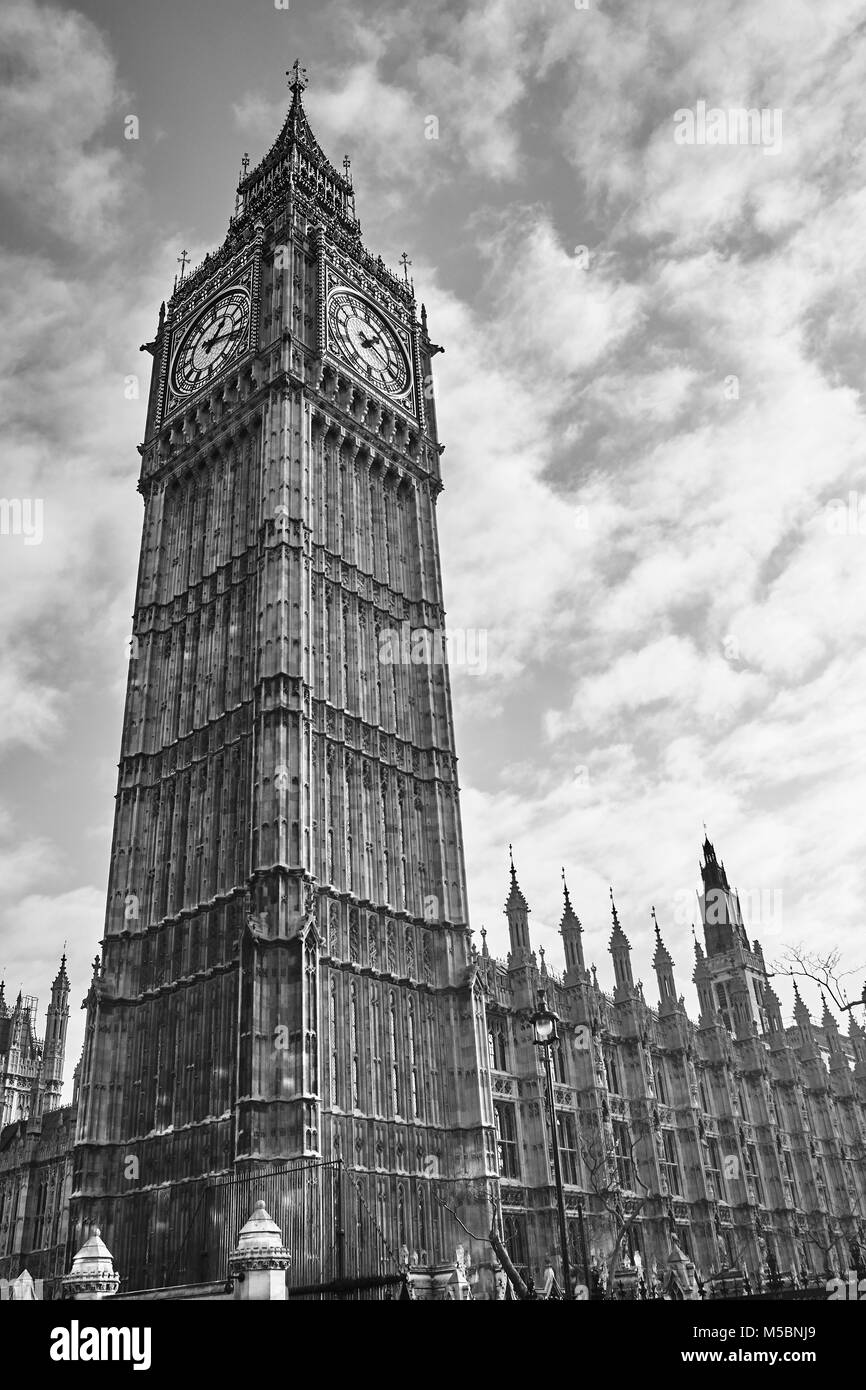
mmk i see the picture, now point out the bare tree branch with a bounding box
[431,1188,535,1300]
[579,1110,651,1286]
[770,944,866,1015]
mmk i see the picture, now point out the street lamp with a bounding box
[531,989,573,1300]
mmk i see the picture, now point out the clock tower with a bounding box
[71,62,496,1292]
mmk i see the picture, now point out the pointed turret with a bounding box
[692,931,713,1022]
[44,949,70,1102]
[762,982,785,1035]
[51,952,70,995]
[651,907,677,1007]
[820,993,842,1052]
[792,980,813,1041]
[0,979,6,1018]
[559,869,585,983]
[504,846,532,963]
[848,1011,866,1068]
[26,1060,44,1134]
[234,59,359,238]
[608,888,634,999]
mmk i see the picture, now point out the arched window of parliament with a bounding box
[389,992,401,1116]
[623,1220,643,1264]
[555,1111,579,1184]
[502,1213,528,1270]
[715,982,732,1033]
[397,1183,407,1251]
[32,1179,49,1251]
[552,1041,566,1084]
[417,1186,429,1261]
[329,979,339,1107]
[493,1101,520,1179]
[660,1129,682,1196]
[487,1022,507,1072]
[655,1066,667,1106]
[604,1051,621,1096]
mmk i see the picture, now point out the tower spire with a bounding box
[608,887,633,998]
[560,867,584,982]
[609,885,621,931]
[651,906,677,1008]
[287,58,308,97]
[504,847,532,963]
[232,58,359,238]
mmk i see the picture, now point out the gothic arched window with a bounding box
[502,1214,527,1270]
[329,979,339,1108]
[408,1000,420,1118]
[389,992,401,1115]
[487,1023,507,1072]
[371,989,383,1115]
[350,983,360,1110]
[604,1051,621,1096]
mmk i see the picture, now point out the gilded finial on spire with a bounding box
[651,904,660,938]
[399,251,412,285]
[287,59,308,96]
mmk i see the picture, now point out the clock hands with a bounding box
[357,331,391,370]
[202,324,244,353]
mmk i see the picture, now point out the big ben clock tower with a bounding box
[71,62,496,1292]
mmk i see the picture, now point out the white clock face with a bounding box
[327,291,410,396]
[171,289,250,396]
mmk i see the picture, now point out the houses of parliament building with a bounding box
[1,67,865,1302]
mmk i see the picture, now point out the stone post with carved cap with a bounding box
[229,1200,291,1301]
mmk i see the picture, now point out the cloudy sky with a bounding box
[2,0,866,1093]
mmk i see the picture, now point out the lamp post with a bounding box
[531,989,572,1299]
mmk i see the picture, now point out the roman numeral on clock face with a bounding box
[171,288,251,398]
[327,290,410,397]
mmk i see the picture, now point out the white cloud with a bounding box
[0,0,131,245]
